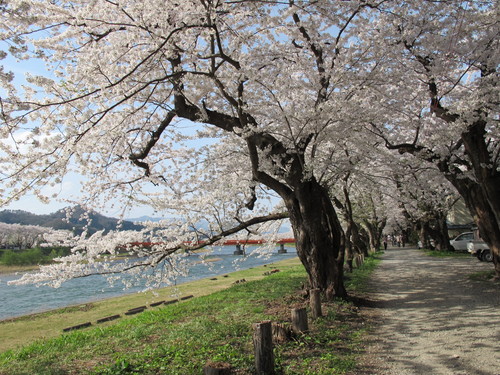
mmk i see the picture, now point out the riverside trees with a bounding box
[0,0,498,291]
[0,0,386,298]
[0,222,46,249]
[364,0,500,277]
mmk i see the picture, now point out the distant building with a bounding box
[447,198,474,237]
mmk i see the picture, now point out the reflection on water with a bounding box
[0,245,296,320]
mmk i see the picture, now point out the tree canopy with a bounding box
[1,0,498,287]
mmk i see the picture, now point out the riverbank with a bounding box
[0,247,298,321]
[0,257,301,352]
[0,264,39,274]
[0,254,381,375]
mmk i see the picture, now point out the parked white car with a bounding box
[463,228,492,262]
[449,232,474,252]
[467,240,492,262]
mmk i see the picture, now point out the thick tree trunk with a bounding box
[416,213,452,251]
[344,222,354,273]
[460,127,500,279]
[438,122,500,278]
[427,214,453,251]
[334,186,363,272]
[173,71,348,295]
[285,179,347,300]
[352,223,369,257]
[364,219,386,252]
[416,221,433,249]
[453,180,500,278]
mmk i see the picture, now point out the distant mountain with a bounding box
[126,215,166,223]
[0,206,143,235]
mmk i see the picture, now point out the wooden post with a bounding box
[253,320,275,375]
[291,308,308,333]
[203,361,231,375]
[309,289,322,319]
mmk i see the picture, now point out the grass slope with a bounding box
[0,254,381,375]
[0,259,300,352]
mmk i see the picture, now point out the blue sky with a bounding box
[0,51,163,217]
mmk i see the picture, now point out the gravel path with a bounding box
[360,248,500,375]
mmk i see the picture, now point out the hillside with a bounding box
[0,206,143,235]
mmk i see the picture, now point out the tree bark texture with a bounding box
[352,222,369,257]
[172,77,347,297]
[451,177,500,278]
[426,214,453,251]
[253,321,275,375]
[457,125,500,278]
[284,180,347,299]
[335,185,366,271]
[364,219,385,252]
[310,288,322,319]
[291,308,308,334]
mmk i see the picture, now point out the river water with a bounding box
[0,245,297,321]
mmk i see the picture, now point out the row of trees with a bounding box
[0,222,47,249]
[0,1,498,293]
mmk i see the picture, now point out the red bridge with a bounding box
[127,238,295,248]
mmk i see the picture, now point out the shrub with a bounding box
[0,248,52,266]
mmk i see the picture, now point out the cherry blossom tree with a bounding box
[364,1,500,277]
[0,0,389,297]
[0,222,47,249]
[326,133,390,270]
[393,164,460,251]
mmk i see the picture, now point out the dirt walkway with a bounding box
[359,248,499,375]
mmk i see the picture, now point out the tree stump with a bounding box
[253,320,275,375]
[203,361,232,375]
[291,307,308,333]
[272,322,292,343]
[309,288,322,319]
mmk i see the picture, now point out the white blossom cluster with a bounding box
[0,222,49,249]
[0,0,497,286]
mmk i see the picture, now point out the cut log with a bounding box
[272,322,292,344]
[291,308,308,333]
[203,361,232,375]
[63,322,92,332]
[310,289,322,319]
[96,315,121,324]
[253,320,275,375]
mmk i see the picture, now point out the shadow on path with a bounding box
[357,248,499,375]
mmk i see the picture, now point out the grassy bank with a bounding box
[0,258,301,352]
[420,248,471,258]
[0,254,382,375]
[0,264,39,274]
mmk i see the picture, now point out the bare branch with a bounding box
[128,111,177,176]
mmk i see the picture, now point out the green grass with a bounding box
[344,252,382,293]
[0,259,301,352]
[0,254,381,375]
[468,270,496,282]
[0,247,71,267]
[420,249,470,258]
